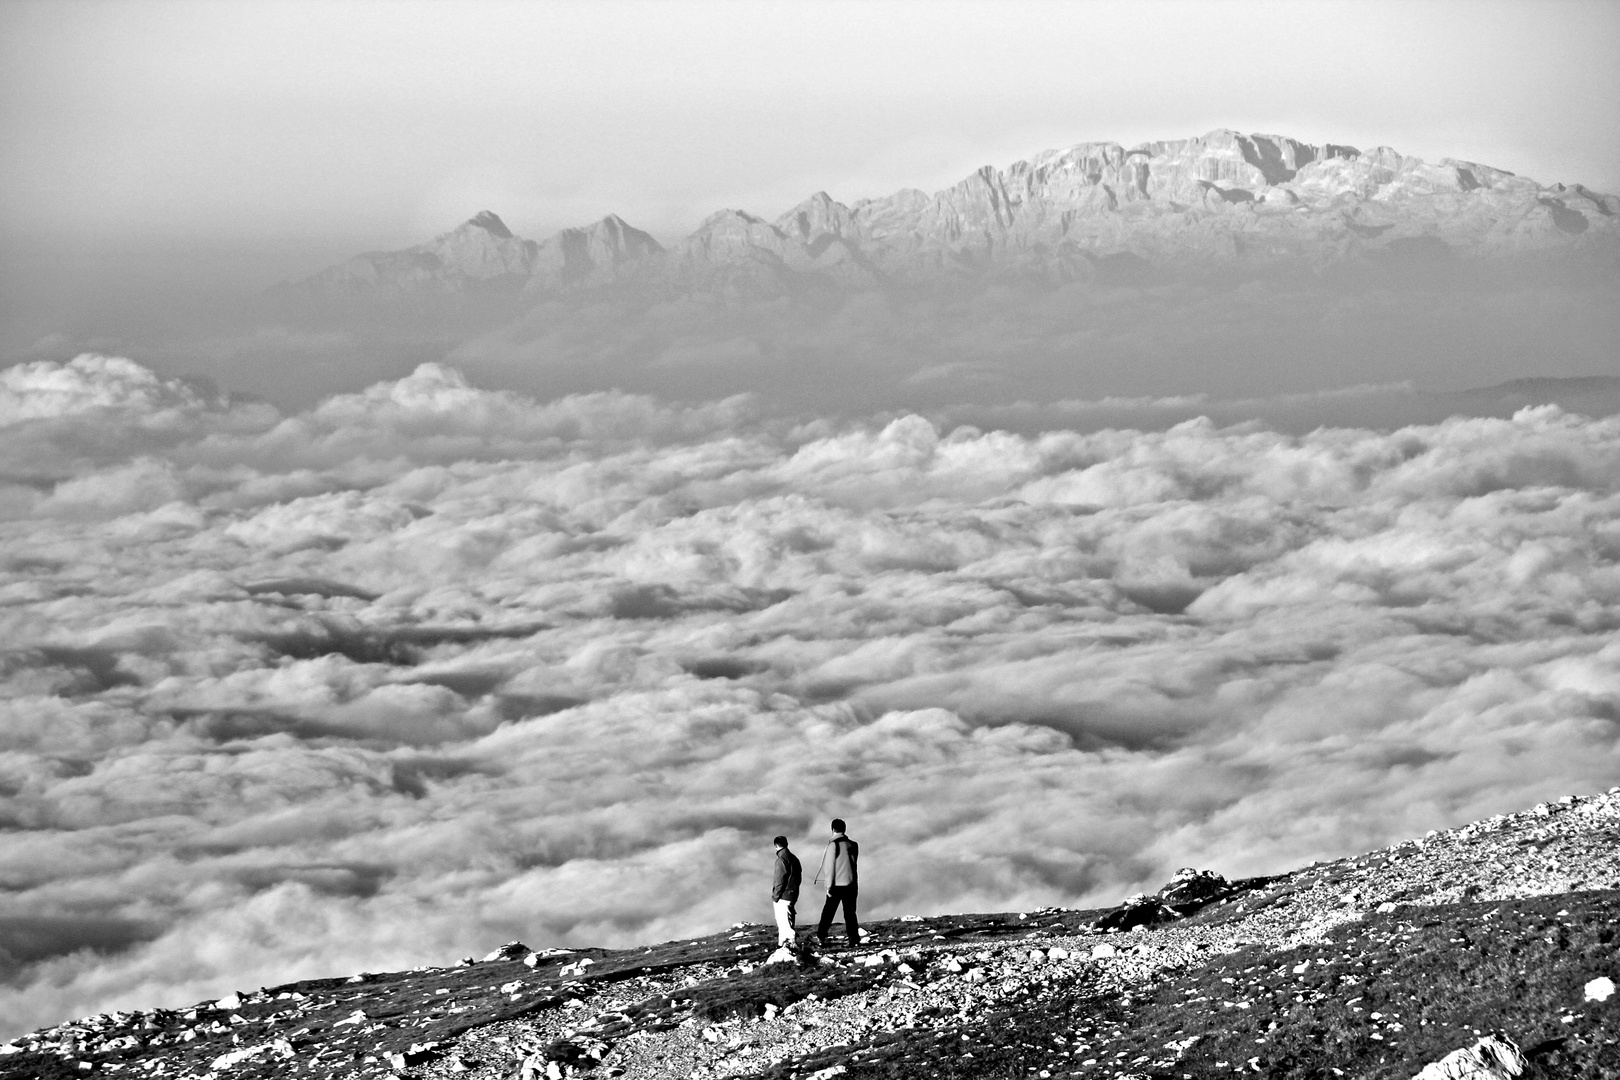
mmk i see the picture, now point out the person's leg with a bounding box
[816,890,840,944]
[843,887,859,947]
[773,899,794,947]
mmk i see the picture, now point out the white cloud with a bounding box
[0,355,205,424]
[1,356,1618,1037]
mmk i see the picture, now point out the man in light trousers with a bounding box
[771,835,801,948]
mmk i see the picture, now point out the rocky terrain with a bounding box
[5,789,1616,1080]
[276,129,1620,307]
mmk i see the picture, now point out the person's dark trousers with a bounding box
[817,885,859,946]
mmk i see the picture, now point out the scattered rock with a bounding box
[1585,976,1615,1002]
[209,1038,294,1071]
[523,948,575,968]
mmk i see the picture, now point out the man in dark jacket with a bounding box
[815,818,860,949]
[772,836,802,948]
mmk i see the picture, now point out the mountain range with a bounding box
[279,128,1619,306]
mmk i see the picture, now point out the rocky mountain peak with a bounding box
[775,191,855,243]
[464,210,513,239]
[282,127,1618,306]
[521,214,665,292]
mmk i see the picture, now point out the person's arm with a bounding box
[772,852,786,901]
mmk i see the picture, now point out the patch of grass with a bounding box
[1133,889,1620,1080]
[741,890,1620,1080]
[748,963,1107,1079]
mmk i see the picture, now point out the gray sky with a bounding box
[3,0,1618,265]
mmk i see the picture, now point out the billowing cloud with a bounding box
[1,355,1618,1038]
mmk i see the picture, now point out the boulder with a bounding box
[1410,1034,1527,1079]
[1158,868,1231,912]
[1094,868,1233,930]
[1094,893,1170,931]
[387,1041,442,1070]
[480,941,531,963]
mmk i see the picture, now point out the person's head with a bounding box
[773,835,788,849]
[830,818,846,835]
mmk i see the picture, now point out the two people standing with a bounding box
[771,819,860,951]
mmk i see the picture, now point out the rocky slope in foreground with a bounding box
[4,790,1618,1080]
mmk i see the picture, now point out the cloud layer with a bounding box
[2,355,1618,1037]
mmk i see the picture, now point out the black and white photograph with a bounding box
[1,2,1617,1077]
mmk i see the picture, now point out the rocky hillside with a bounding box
[5,789,1617,1080]
[280,214,663,301]
[275,129,1619,306]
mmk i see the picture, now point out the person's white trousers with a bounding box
[773,898,796,945]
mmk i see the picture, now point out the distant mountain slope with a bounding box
[288,211,540,297]
[275,212,663,302]
[278,128,1620,306]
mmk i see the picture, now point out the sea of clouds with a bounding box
[2,353,1618,1038]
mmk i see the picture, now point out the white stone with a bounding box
[1585,976,1615,1002]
